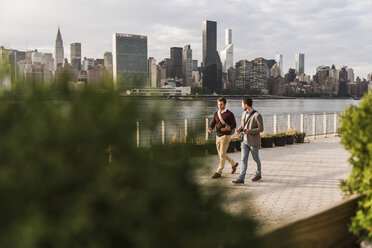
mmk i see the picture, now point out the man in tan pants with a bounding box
[208,97,238,178]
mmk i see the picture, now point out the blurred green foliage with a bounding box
[340,91,372,242]
[0,74,259,247]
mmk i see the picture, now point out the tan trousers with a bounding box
[216,134,236,174]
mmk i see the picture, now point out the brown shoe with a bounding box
[212,172,221,179]
[231,163,239,174]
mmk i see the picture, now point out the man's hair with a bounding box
[242,98,253,107]
[217,97,226,104]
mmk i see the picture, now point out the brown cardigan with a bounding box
[210,110,237,137]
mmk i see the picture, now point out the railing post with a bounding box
[205,118,209,141]
[323,113,327,137]
[136,121,140,148]
[334,113,337,136]
[287,114,291,130]
[184,119,188,143]
[301,114,304,133]
[313,114,316,139]
[161,120,165,145]
[273,115,277,134]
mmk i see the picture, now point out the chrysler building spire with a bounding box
[54,26,64,69]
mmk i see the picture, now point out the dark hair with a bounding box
[242,98,252,107]
[217,97,226,104]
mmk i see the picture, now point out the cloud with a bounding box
[0,0,371,77]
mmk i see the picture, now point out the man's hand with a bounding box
[221,127,229,132]
[243,129,249,134]
[208,128,212,134]
[235,129,240,134]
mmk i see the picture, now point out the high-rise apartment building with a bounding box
[169,47,183,79]
[54,27,64,69]
[70,43,81,71]
[112,33,148,90]
[295,53,305,75]
[202,20,222,91]
[220,29,233,73]
[148,57,157,88]
[182,45,193,87]
[104,52,113,72]
[275,54,283,77]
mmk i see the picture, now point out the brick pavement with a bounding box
[193,136,351,231]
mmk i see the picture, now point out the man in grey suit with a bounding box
[232,98,264,184]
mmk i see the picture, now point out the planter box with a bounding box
[294,133,306,143]
[273,136,286,146]
[286,135,294,145]
[261,137,274,148]
[227,141,235,153]
[189,144,207,157]
[205,142,218,155]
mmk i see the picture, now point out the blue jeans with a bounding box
[239,142,261,180]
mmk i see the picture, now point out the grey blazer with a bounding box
[237,110,264,147]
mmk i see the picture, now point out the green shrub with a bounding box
[340,91,372,242]
[0,80,259,247]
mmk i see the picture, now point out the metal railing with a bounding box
[136,112,342,147]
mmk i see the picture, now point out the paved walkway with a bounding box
[193,136,351,231]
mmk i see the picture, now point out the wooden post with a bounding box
[136,121,140,148]
[288,114,291,130]
[323,113,327,137]
[161,120,165,145]
[334,113,337,135]
[274,115,277,134]
[184,119,188,143]
[301,114,304,133]
[205,118,209,141]
[313,114,316,139]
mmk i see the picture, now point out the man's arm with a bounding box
[209,112,217,130]
[249,114,264,135]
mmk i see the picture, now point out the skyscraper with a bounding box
[220,29,233,73]
[295,53,305,75]
[275,54,283,77]
[70,43,81,71]
[148,57,157,88]
[169,47,183,79]
[202,20,222,91]
[112,33,148,90]
[182,45,193,87]
[54,27,64,70]
[104,52,113,72]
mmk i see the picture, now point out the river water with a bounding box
[136,98,359,121]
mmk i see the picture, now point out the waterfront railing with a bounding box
[136,112,342,148]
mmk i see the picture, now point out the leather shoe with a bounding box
[212,173,221,179]
[252,175,262,182]
[231,162,239,174]
[232,179,244,184]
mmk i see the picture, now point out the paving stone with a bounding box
[194,137,351,231]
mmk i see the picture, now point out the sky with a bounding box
[1,0,372,78]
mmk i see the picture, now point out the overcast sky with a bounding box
[1,0,371,78]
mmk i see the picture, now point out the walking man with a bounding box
[209,97,239,178]
[233,98,263,184]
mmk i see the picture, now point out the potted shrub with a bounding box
[205,140,218,155]
[261,133,274,148]
[285,128,296,145]
[273,133,286,146]
[189,141,207,157]
[294,132,306,143]
[339,92,372,247]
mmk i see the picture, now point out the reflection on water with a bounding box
[136,98,359,120]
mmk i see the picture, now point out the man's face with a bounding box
[242,101,248,111]
[218,101,225,111]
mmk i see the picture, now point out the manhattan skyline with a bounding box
[1,0,371,78]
